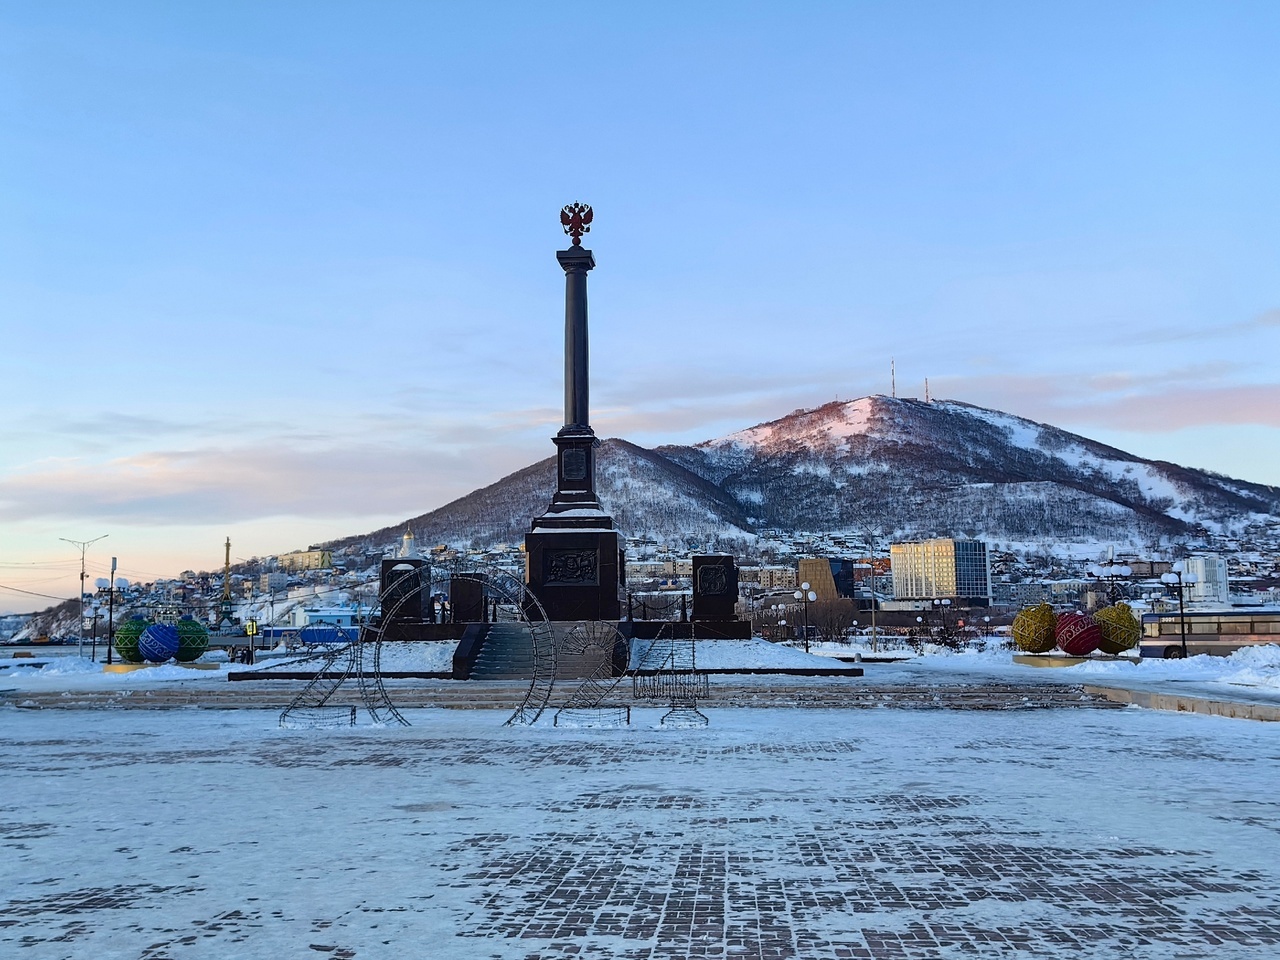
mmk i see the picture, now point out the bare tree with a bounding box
[809,599,858,644]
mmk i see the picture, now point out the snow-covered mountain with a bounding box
[335,396,1280,553]
[347,438,755,553]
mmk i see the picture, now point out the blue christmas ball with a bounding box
[138,623,180,663]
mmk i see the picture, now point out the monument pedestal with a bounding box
[525,529,622,622]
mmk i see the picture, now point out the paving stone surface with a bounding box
[1,707,1278,958]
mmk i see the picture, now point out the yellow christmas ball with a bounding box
[1012,603,1057,653]
[1095,602,1140,654]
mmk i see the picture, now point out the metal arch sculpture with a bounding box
[272,578,407,728]
[270,560,558,728]
[553,620,631,727]
[359,558,558,727]
[279,627,361,729]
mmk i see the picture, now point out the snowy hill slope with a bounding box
[344,438,754,552]
[659,396,1280,542]
[333,396,1280,553]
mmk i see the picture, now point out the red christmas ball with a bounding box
[1055,611,1101,656]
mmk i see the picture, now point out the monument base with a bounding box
[103,662,220,673]
[622,620,753,640]
[524,529,622,622]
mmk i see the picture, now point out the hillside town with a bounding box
[9,524,1279,649]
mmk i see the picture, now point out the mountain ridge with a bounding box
[328,396,1280,554]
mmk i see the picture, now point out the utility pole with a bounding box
[866,534,880,654]
[60,534,107,657]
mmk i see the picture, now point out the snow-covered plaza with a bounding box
[4,698,1280,960]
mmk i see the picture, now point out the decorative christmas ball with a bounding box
[1095,603,1141,654]
[1056,611,1102,656]
[138,623,180,663]
[113,617,150,663]
[1012,603,1057,653]
[174,617,210,662]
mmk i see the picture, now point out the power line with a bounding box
[0,582,77,602]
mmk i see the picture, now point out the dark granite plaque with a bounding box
[697,564,731,596]
[380,558,426,622]
[691,555,739,622]
[562,447,587,481]
[450,574,486,623]
[546,548,599,586]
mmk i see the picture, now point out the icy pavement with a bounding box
[3,707,1280,959]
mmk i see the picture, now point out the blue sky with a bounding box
[2,2,1278,611]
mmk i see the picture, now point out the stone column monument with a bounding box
[524,203,623,621]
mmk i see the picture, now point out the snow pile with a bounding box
[4,656,102,678]
[228,641,457,674]
[632,637,855,671]
[1218,644,1280,690]
[361,641,455,672]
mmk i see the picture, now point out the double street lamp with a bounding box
[793,582,817,653]
[1089,563,1133,604]
[85,601,103,661]
[931,597,952,638]
[1160,561,1198,658]
[769,603,788,642]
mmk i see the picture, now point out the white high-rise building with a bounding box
[1183,555,1229,604]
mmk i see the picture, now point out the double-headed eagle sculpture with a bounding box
[560,202,592,246]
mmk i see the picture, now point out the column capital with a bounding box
[556,247,595,273]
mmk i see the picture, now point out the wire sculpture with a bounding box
[270,558,713,731]
[277,627,361,728]
[553,620,631,727]
[631,624,710,727]
[272,560,557,728]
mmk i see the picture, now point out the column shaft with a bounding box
[564,266,589,427]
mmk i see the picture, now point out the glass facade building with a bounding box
[890,539,991,602]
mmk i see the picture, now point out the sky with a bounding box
[2,1,1279,613]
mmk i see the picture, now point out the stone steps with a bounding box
[2,680,1126,712]
[469,622,612,680]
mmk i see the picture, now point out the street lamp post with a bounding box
[1161,562,1198,658]
[793,582,816,653]
[1089,562,1133,605]
[931,598,952,639]
[87,601,102,661]
[60,534,107,657]
[106,558,118,666]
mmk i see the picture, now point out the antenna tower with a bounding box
[218,537,233,627]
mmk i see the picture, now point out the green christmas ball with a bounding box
[1012,603,1057,653]
[113,617,150,663]
[174,617,210,662]
[1095,602,1141,654]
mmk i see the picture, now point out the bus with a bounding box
[1139,610,1280,659]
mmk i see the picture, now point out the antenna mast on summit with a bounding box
[925,378,930,403]
[891,359,896,398]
